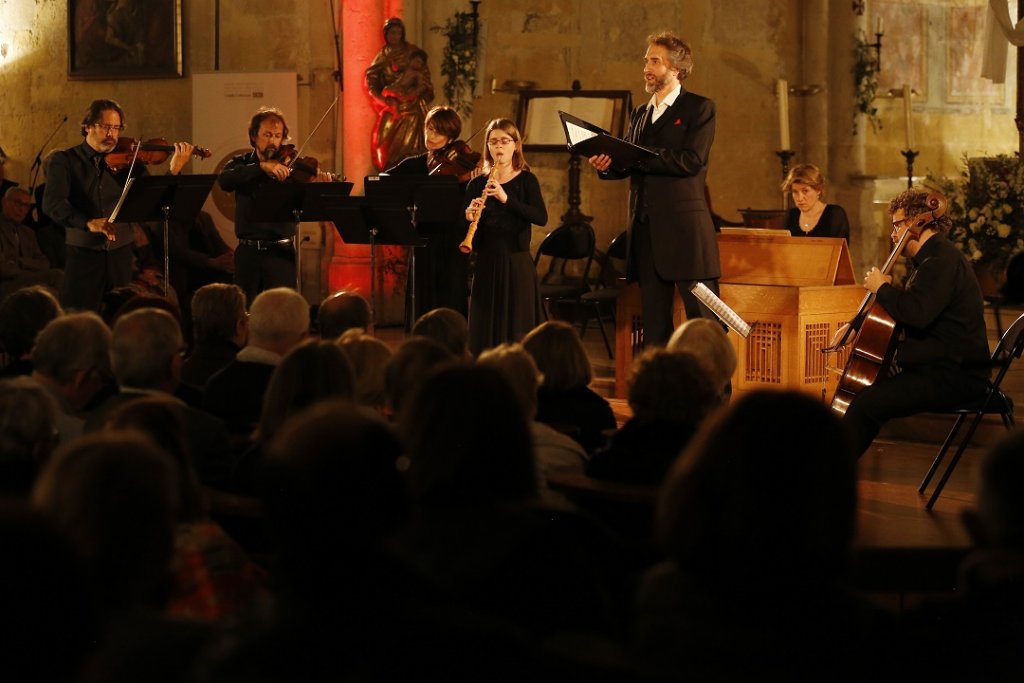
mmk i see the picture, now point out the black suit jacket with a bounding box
[602,87,720,282]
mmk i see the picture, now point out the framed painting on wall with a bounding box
[69,0,182,80]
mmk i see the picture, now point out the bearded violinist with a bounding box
[217,107,330,305]
[384,105,477,318]
[42,98,193,311]
[843,187,990,457]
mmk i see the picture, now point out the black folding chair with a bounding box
[578,231,628,359]
[534,223,596,321]
[919,311,1024,510]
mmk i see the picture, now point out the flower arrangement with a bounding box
[931,154,1024,269]
[853,31,881,134]
[431,11,479,117]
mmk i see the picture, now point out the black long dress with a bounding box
[464,170,547,355]
[385,152,470,320]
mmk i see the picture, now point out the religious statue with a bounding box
[365,17,435,171]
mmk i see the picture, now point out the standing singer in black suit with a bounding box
[589,31,720,347]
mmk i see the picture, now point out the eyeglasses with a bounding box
[92,124,125,133]
[487,137,515,146]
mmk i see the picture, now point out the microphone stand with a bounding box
[28,115,68,197]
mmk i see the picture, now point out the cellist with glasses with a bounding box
[841,187,991,457]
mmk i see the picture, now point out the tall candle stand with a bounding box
[777,150,796,208]
[901,149,918,189]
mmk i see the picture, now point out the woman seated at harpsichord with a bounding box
[782,163,850,241]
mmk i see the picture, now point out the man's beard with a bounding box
[260,144,279,161]
[645,74,670,94]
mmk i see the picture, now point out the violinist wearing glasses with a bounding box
[217,106,332,305]
[841,187,990,457]
[385,105,480,318]
[43,98,194,311]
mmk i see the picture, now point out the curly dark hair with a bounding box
[888,187,952,234]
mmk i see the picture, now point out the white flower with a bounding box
[997,223,1013,238]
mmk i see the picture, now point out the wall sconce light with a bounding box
[869,18,884,71]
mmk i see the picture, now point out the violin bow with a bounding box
[294,95,339,159]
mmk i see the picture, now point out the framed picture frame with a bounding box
[69,0,183,80]
[516,89,633,152]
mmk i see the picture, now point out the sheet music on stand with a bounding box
[690,282,752,338]
[558,111,656,171]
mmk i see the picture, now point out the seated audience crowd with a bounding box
[2,279,1022,681]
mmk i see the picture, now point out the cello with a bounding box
[828,192,948,417]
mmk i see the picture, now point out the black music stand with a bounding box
[245,181,353,290]
[109,174,218,297]
[320,193,425,330]
[365,174,461,326]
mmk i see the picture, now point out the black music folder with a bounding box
[558,111,656,171]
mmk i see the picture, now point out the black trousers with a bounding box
[234,242,296,307]
[61,245,133,312]
[632,218,720,347]
[843,363,989,456]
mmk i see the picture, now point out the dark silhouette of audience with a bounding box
[633,390,890,680]
[203,287,310,437]
[384,335,456,421]
[316,288,371,339]
[588,348,719,485]
[335,328,392,414]
[0,377,58,497]
[522,320,616,454]
[0,285,63,378]
[412,306,470,358]
[182,283,247,390]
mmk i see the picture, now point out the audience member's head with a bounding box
[191,283,247,347]
[32,431,179,610]
[521,320,593,391]
[0,377,57,497]
[264,400,408,600]
[110,308,183,392]
[257,340,355,444]
[968,430,1024,550]
[385,336,455,420]
[101,290,182,330]
[401,364,536,508]
[317,289,371,340]
[477,343,542,419]
[628,348,719,424]
[104,397,203,523]
[335,328,392,410]
[0,286,63,370]
[31,312,112,411]
[0,503,97,683]
[657,390,856,589]
[667,319,737,396]
[412,307,469,358]
[2,186,33,225]
[248,287,310,355]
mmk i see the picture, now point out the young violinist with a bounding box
[462,119,547,356]
[842,187,990,457]
[217,107,331,306]
[385,105,479,319]
[43,98,194,311]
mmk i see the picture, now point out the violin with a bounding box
[828,192,949,416]
[105,137,211,172]
[275,144,338,183]
[428,140,482,183]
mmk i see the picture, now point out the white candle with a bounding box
[876,16,884,35]
[903,84,914,150]
[777,79,790,151]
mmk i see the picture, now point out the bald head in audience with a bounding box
[318,289,371,340]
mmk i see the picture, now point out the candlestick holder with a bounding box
[901,149,918,189]
[776,149,796,181]
[868,31,883,71]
